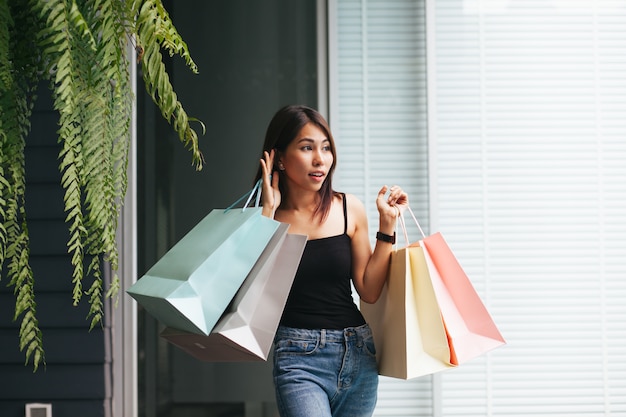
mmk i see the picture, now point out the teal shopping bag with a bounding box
[127,181,283,335]
[160,231,307,362]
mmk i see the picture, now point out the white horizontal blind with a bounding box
[330,0,431,415]
[429,0,626,415]
[331,0,429,231]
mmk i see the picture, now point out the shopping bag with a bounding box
[161,231,307,362]
[360,241,454,379]
[400,208,506,365]
[420,230,506,364]
[127,180,283,335]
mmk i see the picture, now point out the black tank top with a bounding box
[279,194,366,330]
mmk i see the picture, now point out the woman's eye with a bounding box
[323,146,331,151]
[301,145,312,151]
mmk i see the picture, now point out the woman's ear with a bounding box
[274,149,285,171]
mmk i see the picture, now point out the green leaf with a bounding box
[135,0,204,170]
[1,0,202,371]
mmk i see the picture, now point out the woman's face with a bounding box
[279,122,334,193]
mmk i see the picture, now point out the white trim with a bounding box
[360,0,370,212]
[113,39,138,417]
[25,403,52,417]
[317,0,329,120]
[426,2,443,415]
[425,0,438,235]
[327,0,339,129]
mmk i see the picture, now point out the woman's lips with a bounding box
[309,172,325,182]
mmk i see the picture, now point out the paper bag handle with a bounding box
[396,206,426,247]
[225,178,263,212]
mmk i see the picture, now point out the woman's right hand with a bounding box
[260,149,281,218]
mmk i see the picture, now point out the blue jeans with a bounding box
[272,324,379,417]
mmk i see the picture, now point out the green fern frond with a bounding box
[0,0,12,90]
[2,0,203,370]
[59,129,87,305]
[21,310,45,371]
[82,0,131,306]
[6,187,46,373]
[68,0,96,51]
[105,271,120,303]
[3,199,45,373]
[0,144,9,267]
[0,165,9,260]
[3,112,45,370]
[151,0,198,74]
[36,0,131,322]
[0,0,46,371]
[135,0,204,170]
[37,0,105,308]
[85,256,103,328]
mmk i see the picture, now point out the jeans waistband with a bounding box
[275,324,372,344]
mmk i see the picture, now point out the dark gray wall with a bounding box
[137,1,319,416]
[143,0,319,242]
[0,86,109,416]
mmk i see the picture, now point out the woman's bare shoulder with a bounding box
[341,192,366,211]
[339,193,368,236]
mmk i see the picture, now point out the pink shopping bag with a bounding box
[404,208,506,365]
[420,232,505,364]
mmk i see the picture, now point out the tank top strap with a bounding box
[342,193,348,235]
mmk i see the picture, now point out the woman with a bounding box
[257,105,408,417]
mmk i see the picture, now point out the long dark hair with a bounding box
[255,105,338,222]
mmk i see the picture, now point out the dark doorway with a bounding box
[136,1,319,416]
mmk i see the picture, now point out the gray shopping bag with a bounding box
[127,182,285,335]
[160,232,307,361]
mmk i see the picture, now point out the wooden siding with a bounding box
[0,85,109,417]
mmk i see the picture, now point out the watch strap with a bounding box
[376,231,396,244]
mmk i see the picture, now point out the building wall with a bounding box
[0,86,109,416]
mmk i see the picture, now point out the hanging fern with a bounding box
[135,0,205,168]
[1,0,46,371]
[0,0,203,370]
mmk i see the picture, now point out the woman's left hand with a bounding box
[376,185,409,230]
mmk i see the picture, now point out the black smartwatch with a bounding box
[376,231,396,244]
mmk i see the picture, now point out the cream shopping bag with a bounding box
[361,241,454,379]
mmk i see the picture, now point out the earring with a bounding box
[278,163,285,171]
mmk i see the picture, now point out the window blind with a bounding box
[330,0,431,415]
[429,0,626,415]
